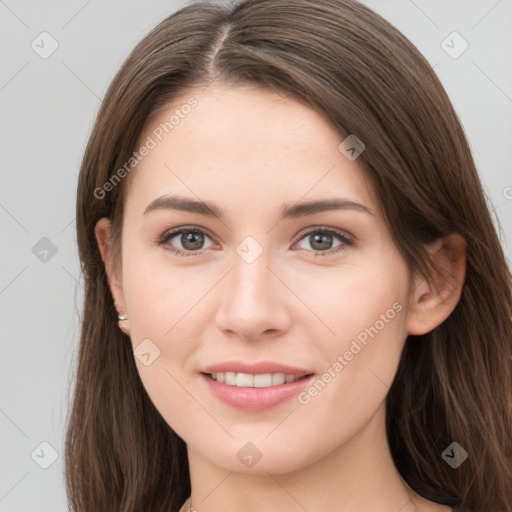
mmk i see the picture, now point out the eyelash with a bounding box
[156,226,355,258]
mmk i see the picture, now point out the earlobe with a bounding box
[406,233,467,336]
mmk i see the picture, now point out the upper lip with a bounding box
[201,361,314,376]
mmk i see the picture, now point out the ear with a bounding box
[407,233,467,335]
[94,217,127,315]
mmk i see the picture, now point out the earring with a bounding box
[114,299,130,334]
[117,309,130,334]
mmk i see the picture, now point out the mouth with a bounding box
[199,371,316,411]
[203,371,313,388]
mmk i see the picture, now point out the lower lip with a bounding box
[200,373,315,411]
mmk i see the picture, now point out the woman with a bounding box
[66,0,512,511]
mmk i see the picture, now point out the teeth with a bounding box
[209,372,307,388]
[236,373,253,387]
[254,374,272,387]
[272,373,285,385]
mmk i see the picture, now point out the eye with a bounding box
[293,227,354,257]
[157,227,216,257]
[156,225,354,258]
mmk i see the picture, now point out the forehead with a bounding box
[124,83,376,217]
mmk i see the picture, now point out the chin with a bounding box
[202,439,326,476]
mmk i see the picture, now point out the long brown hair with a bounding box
[66,0,512,510]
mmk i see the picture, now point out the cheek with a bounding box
[292,276,407,459]
[304,254,408,343]
[120,259,210,437]
[122,248,211,341]
[300,254,409,402]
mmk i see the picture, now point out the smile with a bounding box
[208,372,311,388]
[200,372,316,411]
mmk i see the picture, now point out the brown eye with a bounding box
[295,228,354,256]
[158,227,215,256]
[178,230,205,251]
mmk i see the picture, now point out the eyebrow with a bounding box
[143,194,373,220]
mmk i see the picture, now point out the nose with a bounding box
[214,252,291,342]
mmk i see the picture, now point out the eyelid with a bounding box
[295,225,355,243]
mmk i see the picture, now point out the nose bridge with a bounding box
[229,241,275,310]
[215,238,289,338]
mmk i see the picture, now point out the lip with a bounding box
[201,360,313,376]
[199,361,315,411]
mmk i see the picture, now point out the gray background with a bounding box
[1,1,511,510]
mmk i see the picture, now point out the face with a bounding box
[99,83,418,475]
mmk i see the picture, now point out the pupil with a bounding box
[183,231,203,250]
[312,233,332,250]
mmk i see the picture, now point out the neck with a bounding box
[186,403,431,512]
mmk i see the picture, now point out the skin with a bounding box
[95,83,466,512]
